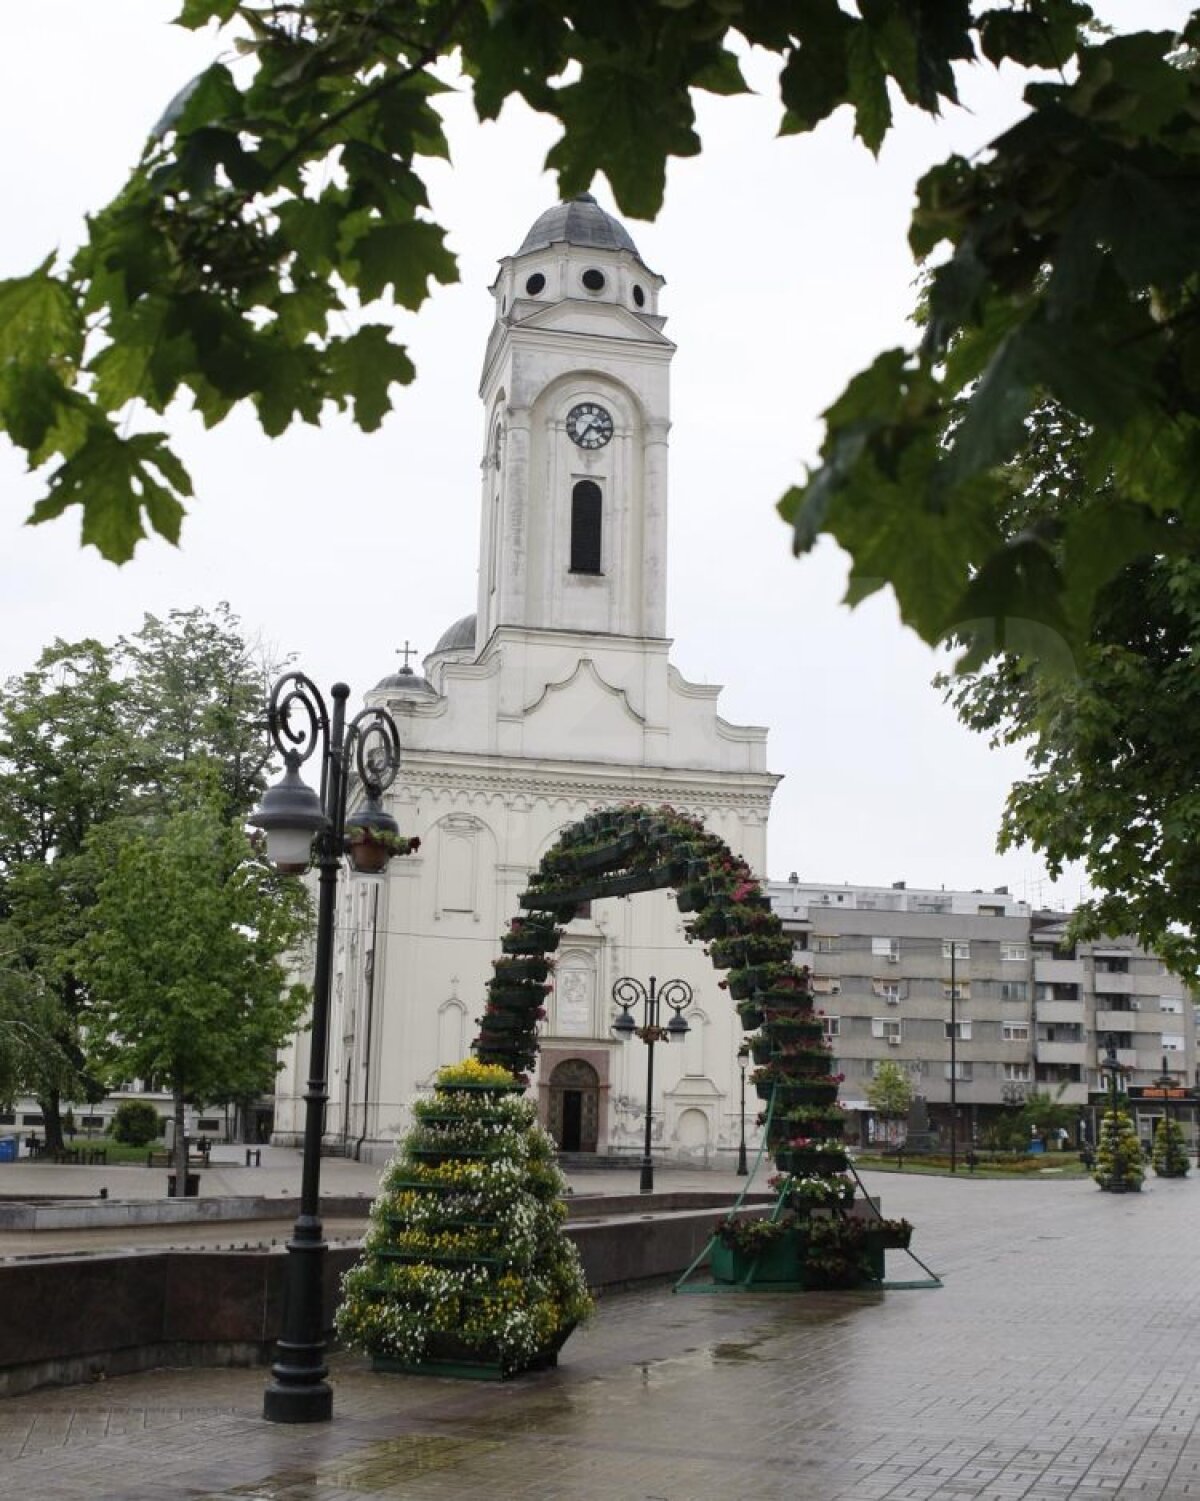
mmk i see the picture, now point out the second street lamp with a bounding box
[612,975,693,1194]
[250,673,402,1425]
[736,1040,750,1176]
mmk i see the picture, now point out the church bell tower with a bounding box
[476,194,675,648]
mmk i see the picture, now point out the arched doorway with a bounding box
[548,1059,600,1152]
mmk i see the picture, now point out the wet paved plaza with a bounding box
[4,1168,1200,1500]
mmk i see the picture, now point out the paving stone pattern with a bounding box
[3,1170,1200,1499]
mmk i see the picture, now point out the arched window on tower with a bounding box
[569,480,603,575]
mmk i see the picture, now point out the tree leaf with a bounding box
[326,325,416,432]
[344,219,459,307]
[0,268,84,367]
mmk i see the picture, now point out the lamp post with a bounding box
[249,673,401,1425]
[611,975,693,1194]
[1099,1031,1123,1161]
[948,943,958,1174]
[736,1040,750,1176]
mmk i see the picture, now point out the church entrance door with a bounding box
[548,1060,599,1152]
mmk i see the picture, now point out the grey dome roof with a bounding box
[374,664,438,697]
[517,193,640,259]
[431,613,477,655]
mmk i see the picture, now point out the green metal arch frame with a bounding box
[471,802,845,1164]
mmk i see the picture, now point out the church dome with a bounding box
[431,613,478,656]
[517,193,641,260]
[373,664,438,699]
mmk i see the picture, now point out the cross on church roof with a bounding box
[397,640,418,674]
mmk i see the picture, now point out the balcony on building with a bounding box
[1035,1040,1088,1066]
[1035,997,1085,1025]
[1096,1003,1142,1033]
[1033,957,1085,986]
[1094,968,1137,994]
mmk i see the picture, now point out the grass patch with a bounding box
[854,1152,1093,1179]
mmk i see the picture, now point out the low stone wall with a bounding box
[0,1195,772,1398]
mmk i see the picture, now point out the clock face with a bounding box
[566,402,614,449]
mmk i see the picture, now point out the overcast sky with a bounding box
[0,3,1186,904]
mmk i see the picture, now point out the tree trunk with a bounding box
[39,1092,64,1153]
[172,1088,188,1197]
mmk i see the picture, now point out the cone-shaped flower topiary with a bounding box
[1094,1108,1144,1193]
[1152,1115,1190,1178]
[335,1059,592,1376]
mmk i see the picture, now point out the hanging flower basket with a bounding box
[493,956,553,984]
[501,928,561,955]
[736,999,765,1029]
[775,1146,849,1175]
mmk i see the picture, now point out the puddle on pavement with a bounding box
[710,1340,762,1363]
[207,1434,504,1498]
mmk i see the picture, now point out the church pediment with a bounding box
[511,298,673,347]
[513,656,647,759]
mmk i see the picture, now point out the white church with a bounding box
[273,194,780,1165]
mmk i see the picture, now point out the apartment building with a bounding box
[767,878,1197,1148]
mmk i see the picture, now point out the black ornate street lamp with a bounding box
[250,674,401,1425]
[736,1040,750,1176]
[611,975,693,1194]
[1099,1032,1124,1141]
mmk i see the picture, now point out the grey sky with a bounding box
[1,2,1185,903]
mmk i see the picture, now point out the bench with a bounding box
[146,1144,211,1169]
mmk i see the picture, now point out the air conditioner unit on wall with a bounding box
[887,1035,901,1045]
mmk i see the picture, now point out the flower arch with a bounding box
[473,803,846,1177]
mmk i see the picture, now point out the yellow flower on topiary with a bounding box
[436,1058,518,1088]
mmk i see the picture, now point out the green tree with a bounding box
[865,1059,913,1120]
[1,0,1193,653]
[1095,1108,1144,1193]
[80,804,310,1193]
[937,390,1200,978]
[110,1098,163,1148]
[0,607,284,1146]
[0,639,137,1144]
[1151,1115,1189,1179]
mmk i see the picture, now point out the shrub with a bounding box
[110,1099,162,1146]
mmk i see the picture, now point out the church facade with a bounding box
[273,196,779,1164]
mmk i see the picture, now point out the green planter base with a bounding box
[372,1324,575,1382]
[710,1229,806,1286]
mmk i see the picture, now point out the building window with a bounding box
[871,937,899,961]
[943,981,971,1002]
[569,480,603,574]
[1001,943,1027,962]
[873,981,903,1003]
[1159,995,1182,1014]
[823,1015,840,1039]
[1162,1033,1185,1052]
[1095,955,1130,973]
[811,976,841,996]
[944,1061,973,1081]
[999,981,1028,1002]
[871,1018,902,1043]
[1003,1022,1030,1042]
[1003,1063,1031,1082]
[812,934,838,953]
[21,1114,44,1126]
[0,1112,14,1125]
[942,939,970,960]
[197,1117,221,1132]
[944,1020,972,1041]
